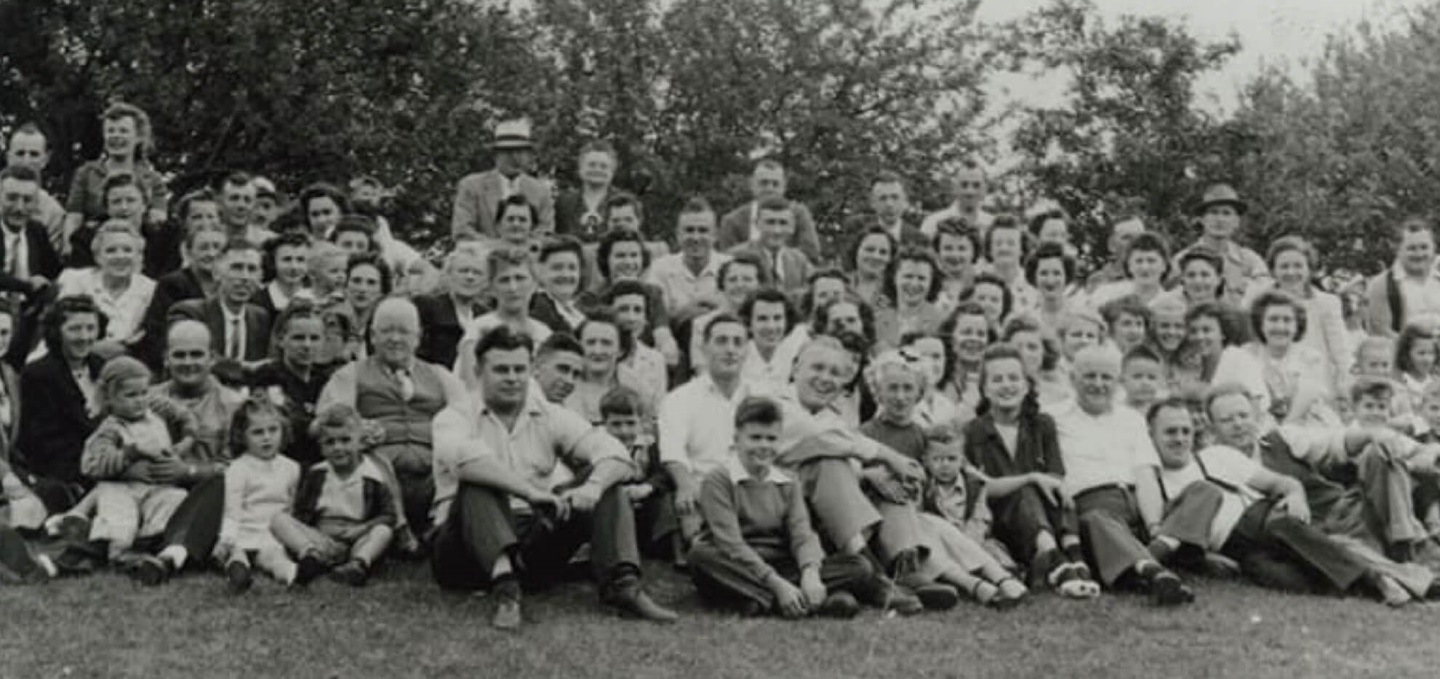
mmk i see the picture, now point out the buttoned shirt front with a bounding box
[1052,400,1160,496]
[657,373,766,475]
[647,252,731,313]
[3,225,27,280]
[431,390,630,521]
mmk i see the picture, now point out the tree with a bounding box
[1226,3,1440,275]
[994,0,1241,265]
[0,0,547,243]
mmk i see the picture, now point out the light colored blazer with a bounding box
[451,170,555,239]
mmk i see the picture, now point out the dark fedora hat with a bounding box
[1192,183,1247,216]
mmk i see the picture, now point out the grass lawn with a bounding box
[1,561,1437,679]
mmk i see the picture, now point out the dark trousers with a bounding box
[161,475,224,561]
[687,543,874,611]
[429,483,641,595]
[634,488,680,559]
[1157,480,1228,551]
[1222,500,1368,594]
[1074,486,1152,586]
[29,477,86,515]
[990,485,1079,570]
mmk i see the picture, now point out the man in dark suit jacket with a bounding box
[726,197,814,295]
[844,170,929,250]
[716,160,822,262]
[0,166,64,367]
[167,242,271,364]
[554,140,620,242]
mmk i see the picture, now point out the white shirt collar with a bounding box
[725,456,792,484]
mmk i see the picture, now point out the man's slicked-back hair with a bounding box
[473,325,534,365]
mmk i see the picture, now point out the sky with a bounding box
[976,0,1429,114]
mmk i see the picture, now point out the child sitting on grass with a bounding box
[598,386,680,563]
[218,398,317,592]
[919,424,1027,608]
[50,357,197,569]
[270,404,396,586]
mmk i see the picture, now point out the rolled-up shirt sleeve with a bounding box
[549,402,632,474]
[657,390,691,470]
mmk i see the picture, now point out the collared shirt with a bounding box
[657,373,765,475]
[740,326,807,391]
[431,390,630,521]
[920,204,994,238]
[772,385,884,468]
[647,251,731,313]
[1052,400,1160,496]
[152,377,245,463]
[265,282,313,313]
[696,456,820,582]
[55,268,156,342]
[314,457,387,524]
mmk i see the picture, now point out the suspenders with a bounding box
[1155,452,1243,507]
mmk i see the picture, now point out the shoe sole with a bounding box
[915,586,960,611]
[1152,574,1193,607]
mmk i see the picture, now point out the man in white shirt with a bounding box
[430,326,677,629]
[920,161,994,238]
[646,197,730,315]
[1144,398,1416,604]
[1205,382,1438,562]
[771,336,955,614]
[1053,345,1193,605]
[660,313,760,534]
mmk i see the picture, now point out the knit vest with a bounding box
[354,359,447,449]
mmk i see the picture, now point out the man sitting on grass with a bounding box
[430,326,677,630]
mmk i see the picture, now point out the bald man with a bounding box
[318,298,468,537]
[1051,345,1194,605]
[72,320,248,585]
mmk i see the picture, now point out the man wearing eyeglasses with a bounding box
[921,162,993,239]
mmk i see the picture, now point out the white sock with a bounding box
[158,545,188,569]
[492,555,514,580]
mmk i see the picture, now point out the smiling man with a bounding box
[647,197,732,315]
[727,197,812,295]
[1053,344,1194,606]
[431,325,678,629]
[770,336,958,615]
[317,298,468,538]
[1142,396,1418,604]
[169,241,272,365]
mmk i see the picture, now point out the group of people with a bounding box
[2,105,1440,633]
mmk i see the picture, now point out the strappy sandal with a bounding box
[1048,562,1100,600]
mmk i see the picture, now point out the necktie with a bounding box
[5,233,16,275]
[227,318,241,359]
[395,368,415,402]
